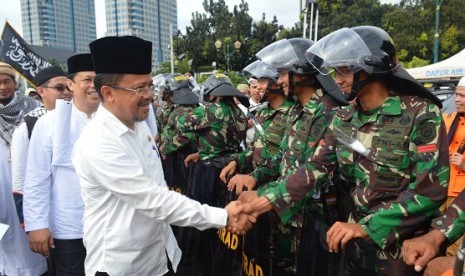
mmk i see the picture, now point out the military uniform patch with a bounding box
[310,124,324,139]
[399,115,411,125]
[381,116,395,125]
[417,144,437,153]
[415,122,436,144]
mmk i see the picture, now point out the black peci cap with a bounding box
[67,53,94,74]
[33,67,67,87]
[89,36,152,74]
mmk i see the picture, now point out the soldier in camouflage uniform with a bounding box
[158,74,198,155]
[402,80,465,275]
[231,38,348,276]
[217,60,294,276]
[174,73,249,276]
[240,26,449,276]
[402,188,465,275]
[155,75,176,139]
[219,60,292,185]
[158,73,199,194]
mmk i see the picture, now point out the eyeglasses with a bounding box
[42,84,69,93]
[108,84,155,96]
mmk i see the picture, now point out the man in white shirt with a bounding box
[72,35,254,276]
[11,66,71,226]
[245,78,262,146]
[0,61,46,276]
[24,54,98,275]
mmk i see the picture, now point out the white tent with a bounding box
[406,49,465,80]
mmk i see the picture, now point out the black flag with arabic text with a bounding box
[0,21,51,83]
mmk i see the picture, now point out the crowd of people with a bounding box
[0,25,464,276]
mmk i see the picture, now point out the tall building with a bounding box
[20,0,97,53]
[104,0,177,69]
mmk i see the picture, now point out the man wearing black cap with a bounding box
[11,66,70,227]
[72,36,254,276]
[0,62,45,275]
[24,54,97,275]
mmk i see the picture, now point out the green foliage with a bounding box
[174,0,465,75]
[404,56,430,69]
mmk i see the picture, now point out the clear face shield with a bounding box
[242,60,279,82]
[256,39,300,72]
[305,27,372,76]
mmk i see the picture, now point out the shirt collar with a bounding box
[97,105,133,136]
[71,100,98,120]
[340,91,402,121]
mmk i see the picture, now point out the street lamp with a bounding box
[214,39,242,72]
[433,0,443,63]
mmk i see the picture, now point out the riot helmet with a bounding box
[306,26,397,78]
[306,26,441,106]
[242,60,283,103]
[203,73,249,107]
[256,38,347,105]
[159,73,198,105]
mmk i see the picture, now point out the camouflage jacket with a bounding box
[258,91,449,249]
[432,188,465,243]
[178,101,248,160]
[156,101,175,135]
[252,93,338,186]
[160,104,198,155]
[233,100,293,173]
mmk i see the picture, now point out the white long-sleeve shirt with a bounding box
[24,100,94,239]
[0,98,47,275]
[11,107,48,193]
[10,122,29,193]
[72,106,227,276]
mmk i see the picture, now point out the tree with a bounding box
[173,0,465,73]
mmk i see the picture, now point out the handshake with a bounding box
[223,191,272,235]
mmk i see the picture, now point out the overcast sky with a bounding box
[0,0,398,38]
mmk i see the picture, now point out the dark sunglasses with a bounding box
[42,84,69,93]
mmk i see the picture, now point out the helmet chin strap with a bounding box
[349,71,382,99]
[288,71,316,98]
[260,82,284,103]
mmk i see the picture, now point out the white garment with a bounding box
[11,107,48,193]
[0,106,47,275]
[72,106,227,276]
[245,99,260,145]
[11,122,29,193]
[24,100,94,239]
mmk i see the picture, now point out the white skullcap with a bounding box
[458,76,465,87]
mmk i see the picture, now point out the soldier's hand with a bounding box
[450,152,465,170]
[402,229,445,272]
[28,228,54,257]
[228,174,257,195]
[326,222,368,253]
[225,201,258,235]
[424,256,455,276]
[220,160,237,183]
[159,143,165,155]
[184,152,199,167]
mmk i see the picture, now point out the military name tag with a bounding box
[372,136,409,150]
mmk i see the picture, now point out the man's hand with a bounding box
[28,228,54,257]
[184,152,199,167]
[402,229,446,272]
[424,256,455,276]
[238,191,273,216]
[225,201,258,235]
[326,222,368,253]
[220,160,237,183]
[228,174,256,195]
[451,152,465,170]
